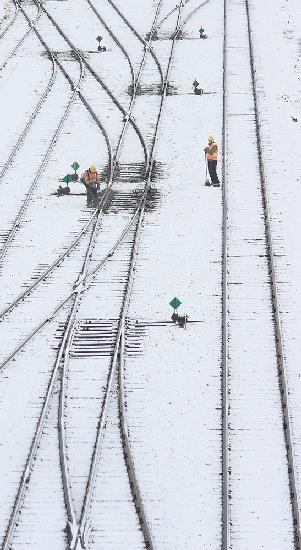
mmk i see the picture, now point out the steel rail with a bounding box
[1,293,73,550]
[0,53,57,182]
[245,0,301,546]
[0,48,85,263]
[0,1,213,359]
[0,1,113,286]
[0,202,141,374]
[112,0,164,174]
[77,4,185,550]
[1,2,165,545]
[58,194,105,550]
[177,0,211,35]
[0,209,97,320]
[1,112,115,550]
[0,0,19,40]
[0,2,41,72]
[221,0,229,546]
[157,4,180,29]
[37,0,149,166]
[118,330,154,549]
[1,0,202,547]
[0,0,163,333]
[85,0,136,90]
[221,0,301,547]
[0,0,163,319]
[107,0,164,87]
[55,3,164,545]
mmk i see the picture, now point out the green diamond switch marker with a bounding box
[62,174,71,183]
[96,35,103,42]
[169,297,182,310]
[71,162,79,172]
[193,79,199,88]
[199,27,205,34]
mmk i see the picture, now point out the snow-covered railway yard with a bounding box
[0,0,301,548]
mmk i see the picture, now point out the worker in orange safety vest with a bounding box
[81,165,100,207]
[204,136,220,187]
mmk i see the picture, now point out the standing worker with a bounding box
[81,165,100,207]
[204,136,220,187]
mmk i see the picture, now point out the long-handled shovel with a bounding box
[205,153,210,186]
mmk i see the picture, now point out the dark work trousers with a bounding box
[86,185,98,206]
[207,160,219,183]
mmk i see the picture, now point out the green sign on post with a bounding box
[71,162,79,172]
[169,297,182,311]
[62,174,71,184]
[96,35,103,43]
[193,79,199,88]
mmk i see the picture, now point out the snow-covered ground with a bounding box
[0,0,301,548]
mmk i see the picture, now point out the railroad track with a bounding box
[222,0,301,547]
[107,0,163,85]
[0,0,40,72]
[0,1,166,547]
[0,0,114,266]
[0,0,208,359]
[0,48,85,263]
[0,0,160,346]
[0,0,153,283]
[55,5,186,547]
[0,0,19,41]
[0,0,167,316]
[1,1,219,548]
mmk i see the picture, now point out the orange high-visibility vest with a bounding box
[82,170,98,188]
[84,170,97,182]
[207,143,218,161]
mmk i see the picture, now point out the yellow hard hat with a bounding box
[89,164,97,172]
[208,135,214,142]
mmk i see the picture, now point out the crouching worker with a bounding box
[81,165,100,207]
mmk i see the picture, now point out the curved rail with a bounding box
[56,3,165,545]
[0,0,162,318]
[0,52,57,182]
[0,2,113,269]
[118,331,154,548]
[38,0,149,166]
[1,118,115,550]
[0,0,19,40]
[0,1,41,72]
[2,3,209,532]
[1,294,73,550]
[113,0,164,173]
[1,0,200,544]
[0,50,84,263]
[77,4,185,550]
[1,1,166,546]
[0,0,213,368]
[85,0,136,91]
[107,0,164,87]
[0,204,140,373]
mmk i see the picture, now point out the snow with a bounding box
[1,0,301,548]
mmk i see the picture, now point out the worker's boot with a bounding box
[212,181,220,187]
